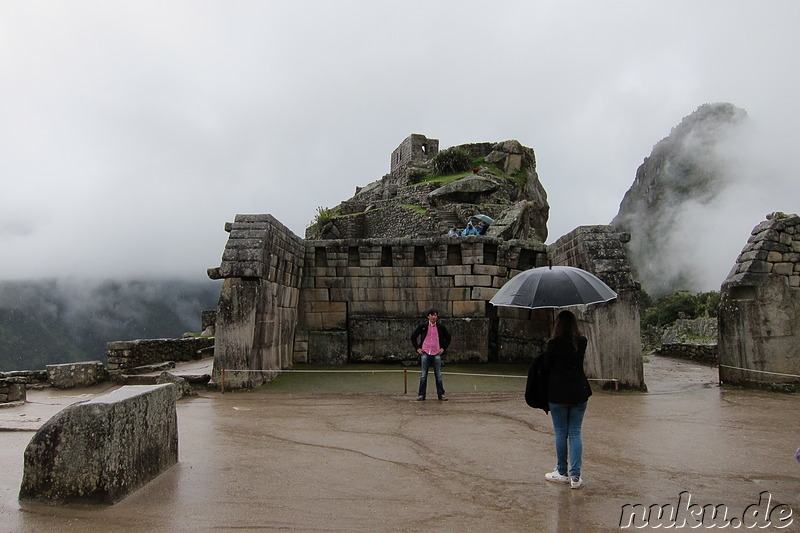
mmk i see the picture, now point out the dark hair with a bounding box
[550,310,582,347]
[426,309,438,317]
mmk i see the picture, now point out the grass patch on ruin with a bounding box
[399,204,427,216]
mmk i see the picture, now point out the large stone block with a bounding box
[443,318,490,363]
[452,300,485,318]
[307,331,348,364]
[454,274,493,287]
[19,384,178,505]
[349,318,419,362]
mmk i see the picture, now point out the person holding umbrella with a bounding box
[489,265,615,489]
[542,310,592,489]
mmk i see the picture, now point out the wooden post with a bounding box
[221,368,225,394]
[404,368,407,394]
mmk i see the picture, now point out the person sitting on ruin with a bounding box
[448,226,460,236]
[476,222,487,235]
[461,221,478,236]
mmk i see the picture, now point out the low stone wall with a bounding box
[0,377,26,405]
[107,337,215,379]
[46,361,108,389]
[657,343,718,364]
[0,370,48,386]
[19,384,178,505]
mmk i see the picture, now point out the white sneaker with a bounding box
[570,476,582,489]
[545,470,569,484]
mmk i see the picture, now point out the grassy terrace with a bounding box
[254,363,529,394]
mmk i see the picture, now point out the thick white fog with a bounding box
[1,1,798,289]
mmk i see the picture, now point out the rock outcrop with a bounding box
[306,136,549,242]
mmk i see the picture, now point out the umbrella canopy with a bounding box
[490,265,617,309]
[472,214,494,225]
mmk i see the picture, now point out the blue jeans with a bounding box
[418,353,444,398]
[549,401,588,479]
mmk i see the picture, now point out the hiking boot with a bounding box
[545,470,569,484]
[570,477,583,489]
[438,395,448,401]
[415,396,425,401]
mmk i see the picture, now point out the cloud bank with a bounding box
[1,1,798,288]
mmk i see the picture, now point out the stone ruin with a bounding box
[307,134,549,242]
[207,134,646,391]
[718,212,800,390]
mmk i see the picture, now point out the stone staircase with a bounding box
[434,208,464,234]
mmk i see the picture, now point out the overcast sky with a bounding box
[2,1,798,287]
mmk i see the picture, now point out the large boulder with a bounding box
[19,384,178,505]
[428,175,500,206]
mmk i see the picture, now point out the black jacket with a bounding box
[410,321,451,353]
[543,335,592,405]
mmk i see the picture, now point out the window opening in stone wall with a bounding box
[381,246,393,267]
[421,143,427,155]
[348,246,360,267]
[517,249,536,270]
[447,244,462,265]
[315,247,328,267]
[484,244,497,265]
[731,285,756,301]
[413,246,427,267]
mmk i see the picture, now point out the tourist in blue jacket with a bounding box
[461,221,478,236]
[542,310,592,489]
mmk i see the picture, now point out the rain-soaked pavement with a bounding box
[1,355,798,532]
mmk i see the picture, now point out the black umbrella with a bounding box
[489,265,617,309]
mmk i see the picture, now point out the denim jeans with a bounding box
[418,353,444,397]
[549,401,588,479]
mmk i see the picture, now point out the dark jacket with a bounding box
[543,335,592,405]
[410,321,451,353]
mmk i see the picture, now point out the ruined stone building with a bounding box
[207,135,645,391]
[719,212,800,389]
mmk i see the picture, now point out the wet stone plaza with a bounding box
[1,356,798,532]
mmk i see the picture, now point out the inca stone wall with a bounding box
[208,214,305,389]
[208,213,646,390]
[548,225,645,390]
[46,361,108,389]
[0,377,26,405]
[719,212,800,387]
[298,236,548,366]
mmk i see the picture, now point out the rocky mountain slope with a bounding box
[611,102,750,296]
